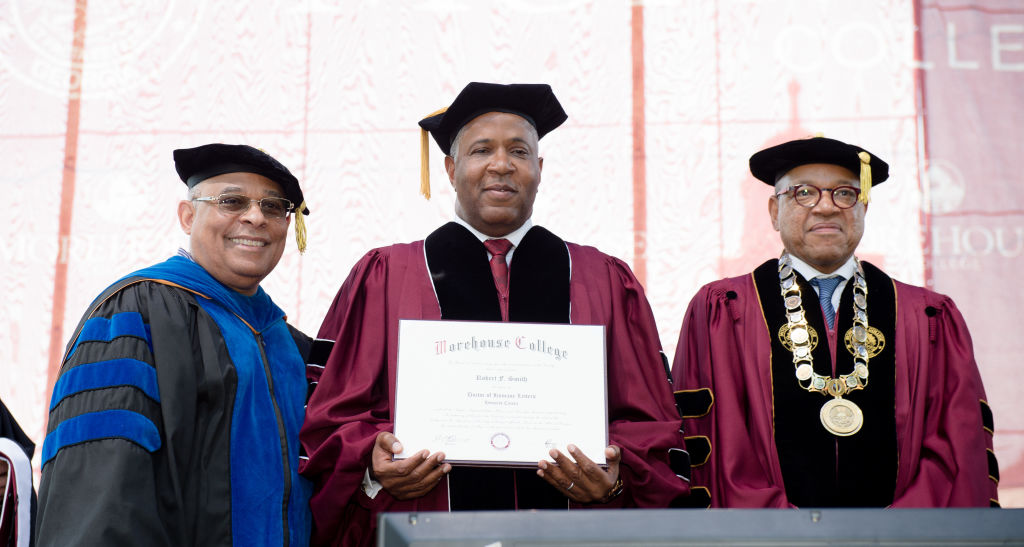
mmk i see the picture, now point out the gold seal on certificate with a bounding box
[393,319,608,466]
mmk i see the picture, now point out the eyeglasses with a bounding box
[193,193,294,219]
[775,184,861,209]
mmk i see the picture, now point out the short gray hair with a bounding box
[774,174,790,194]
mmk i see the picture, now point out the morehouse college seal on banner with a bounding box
[0,0,207,98]
[928,158,967,215]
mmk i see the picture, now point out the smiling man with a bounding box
[300,82,691,546]
[672,136,998,508]
[37,144,315,545]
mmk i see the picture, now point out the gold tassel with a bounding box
[858,151,872,204]
[419,106,448,200]
[420,128,431,200]
[294,201,307,254]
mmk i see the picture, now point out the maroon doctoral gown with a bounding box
[672,259,998,508]
[301,223,690,546]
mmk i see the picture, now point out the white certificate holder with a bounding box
[393,319,608,467]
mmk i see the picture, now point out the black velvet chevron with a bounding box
[684,436,711,467]
[754,259,897,507]
[676,486,711,508]
[425,223,571,324]
[675,388,714,419]
[306,339,335,367]
[425,222,503,321]
[988,449,1000,483]
[668,447,691,480]
[507,225,570,323]
[981,400,995,434]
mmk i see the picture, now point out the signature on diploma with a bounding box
[433,433,457,445]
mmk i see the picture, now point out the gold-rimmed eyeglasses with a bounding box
[193,193,294,219]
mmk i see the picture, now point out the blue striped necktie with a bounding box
[810,276,843,329]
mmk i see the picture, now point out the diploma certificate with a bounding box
[393,319,608,466]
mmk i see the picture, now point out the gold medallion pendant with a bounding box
[820,398,864,436]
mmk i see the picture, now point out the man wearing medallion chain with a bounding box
[672,136,998,508]
[300,82,691,546]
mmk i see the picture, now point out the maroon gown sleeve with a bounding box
[672,278,791,508]
[299,249,392,546]
[568,246,690,508]
[299,247,447,547]
[891,285,998,507]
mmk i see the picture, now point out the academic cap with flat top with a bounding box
[417,82,568,199]
[749,136,889,204]
[174,143,311,253]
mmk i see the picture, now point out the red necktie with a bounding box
[483,238,513,321]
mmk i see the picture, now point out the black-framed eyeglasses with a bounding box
[774,184,861,209]
[193,193,294,219]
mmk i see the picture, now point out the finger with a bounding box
[388,449,431,474]
[374,431,400,453]
[549,447,581,476]
[567,444,596,466]
[567,445,608,484]
[371,434,401,476]
[402,450,446,476]
[388,453,450,499]
[547,448,580,480]
[538,449,576,490]
[378,452,428,486]
[536,465,576,497]
[375,445,428,482]
[411,454,450,485]
[605,445,621,477]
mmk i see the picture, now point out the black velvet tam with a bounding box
[418,82,567,156]
[173,143,309,215]
[749,136,889,187]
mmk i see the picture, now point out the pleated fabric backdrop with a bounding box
[0,0,1021,503]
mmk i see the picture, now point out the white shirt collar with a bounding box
[787,253,857,283]
[453,216,533,249]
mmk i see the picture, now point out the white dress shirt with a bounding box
[453,215,533,265]
[787,254,858,312]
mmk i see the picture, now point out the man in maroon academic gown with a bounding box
[672,136,998,508]
[300,82,691,546]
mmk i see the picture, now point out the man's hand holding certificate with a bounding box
[375,320,621,503]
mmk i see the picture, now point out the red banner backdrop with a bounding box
[0,0,1019,504]
[919,0,1024,497]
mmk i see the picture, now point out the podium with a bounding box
[378,508,1024,546]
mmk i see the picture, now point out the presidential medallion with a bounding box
[820,398,864,436]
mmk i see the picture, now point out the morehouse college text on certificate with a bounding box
[393,319,608,466]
